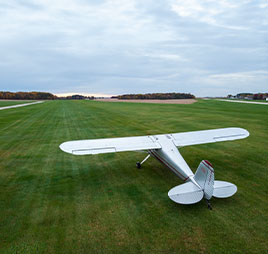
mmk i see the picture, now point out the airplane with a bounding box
[59,127,249,209]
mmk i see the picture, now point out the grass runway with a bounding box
[0,100,267,254]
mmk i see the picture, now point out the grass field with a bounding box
[0,100,267,254]
[0,100,34,107]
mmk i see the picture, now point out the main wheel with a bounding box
[136,162,141,169]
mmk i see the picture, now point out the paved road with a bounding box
[217,99,268,105]
[0,101,44,110]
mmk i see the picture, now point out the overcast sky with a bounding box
[0,0,267,97]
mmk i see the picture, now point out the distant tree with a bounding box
[0,91,57,100]
[236,93,253,98]
[59,95,95,100]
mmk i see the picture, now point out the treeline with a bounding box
[0,91,57,100]
[58,95,94,100]
[113,93,195,100]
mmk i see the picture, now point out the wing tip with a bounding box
[236,127,250,138]
[59,142,73,154]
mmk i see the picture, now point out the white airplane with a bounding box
[60,127,249,209]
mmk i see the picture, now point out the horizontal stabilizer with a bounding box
[213,181,237,198]
[168,182,203,204]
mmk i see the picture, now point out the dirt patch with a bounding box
[95,99,197,104]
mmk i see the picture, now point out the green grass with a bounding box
[0,100,34,107]
[0,100,267,254]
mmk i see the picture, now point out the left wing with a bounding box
[60,136,161,155]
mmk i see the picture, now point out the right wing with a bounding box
[60,136,161,155]
[171,127,249,147]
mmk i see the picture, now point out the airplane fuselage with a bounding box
[148,135,195,182]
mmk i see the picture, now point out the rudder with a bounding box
[194,160,214,200]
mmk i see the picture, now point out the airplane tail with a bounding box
[168,160,237,205]
[194,160,214,200]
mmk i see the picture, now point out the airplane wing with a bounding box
[60,136,161,155]
[170,127,249,147]
[60,127,249,155]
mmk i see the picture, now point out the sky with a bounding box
[0,0,267,97]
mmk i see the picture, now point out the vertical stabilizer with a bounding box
[194,160,214,200]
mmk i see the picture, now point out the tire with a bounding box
[136,162,141,169]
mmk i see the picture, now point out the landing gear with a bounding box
[136,162,141,169]
[206,199,212,210]
[136,154,151,169]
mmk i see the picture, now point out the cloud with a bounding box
[170,0,252,30]
[0,0,267,96]
[208,70,268,81]
[191,70,268,96]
